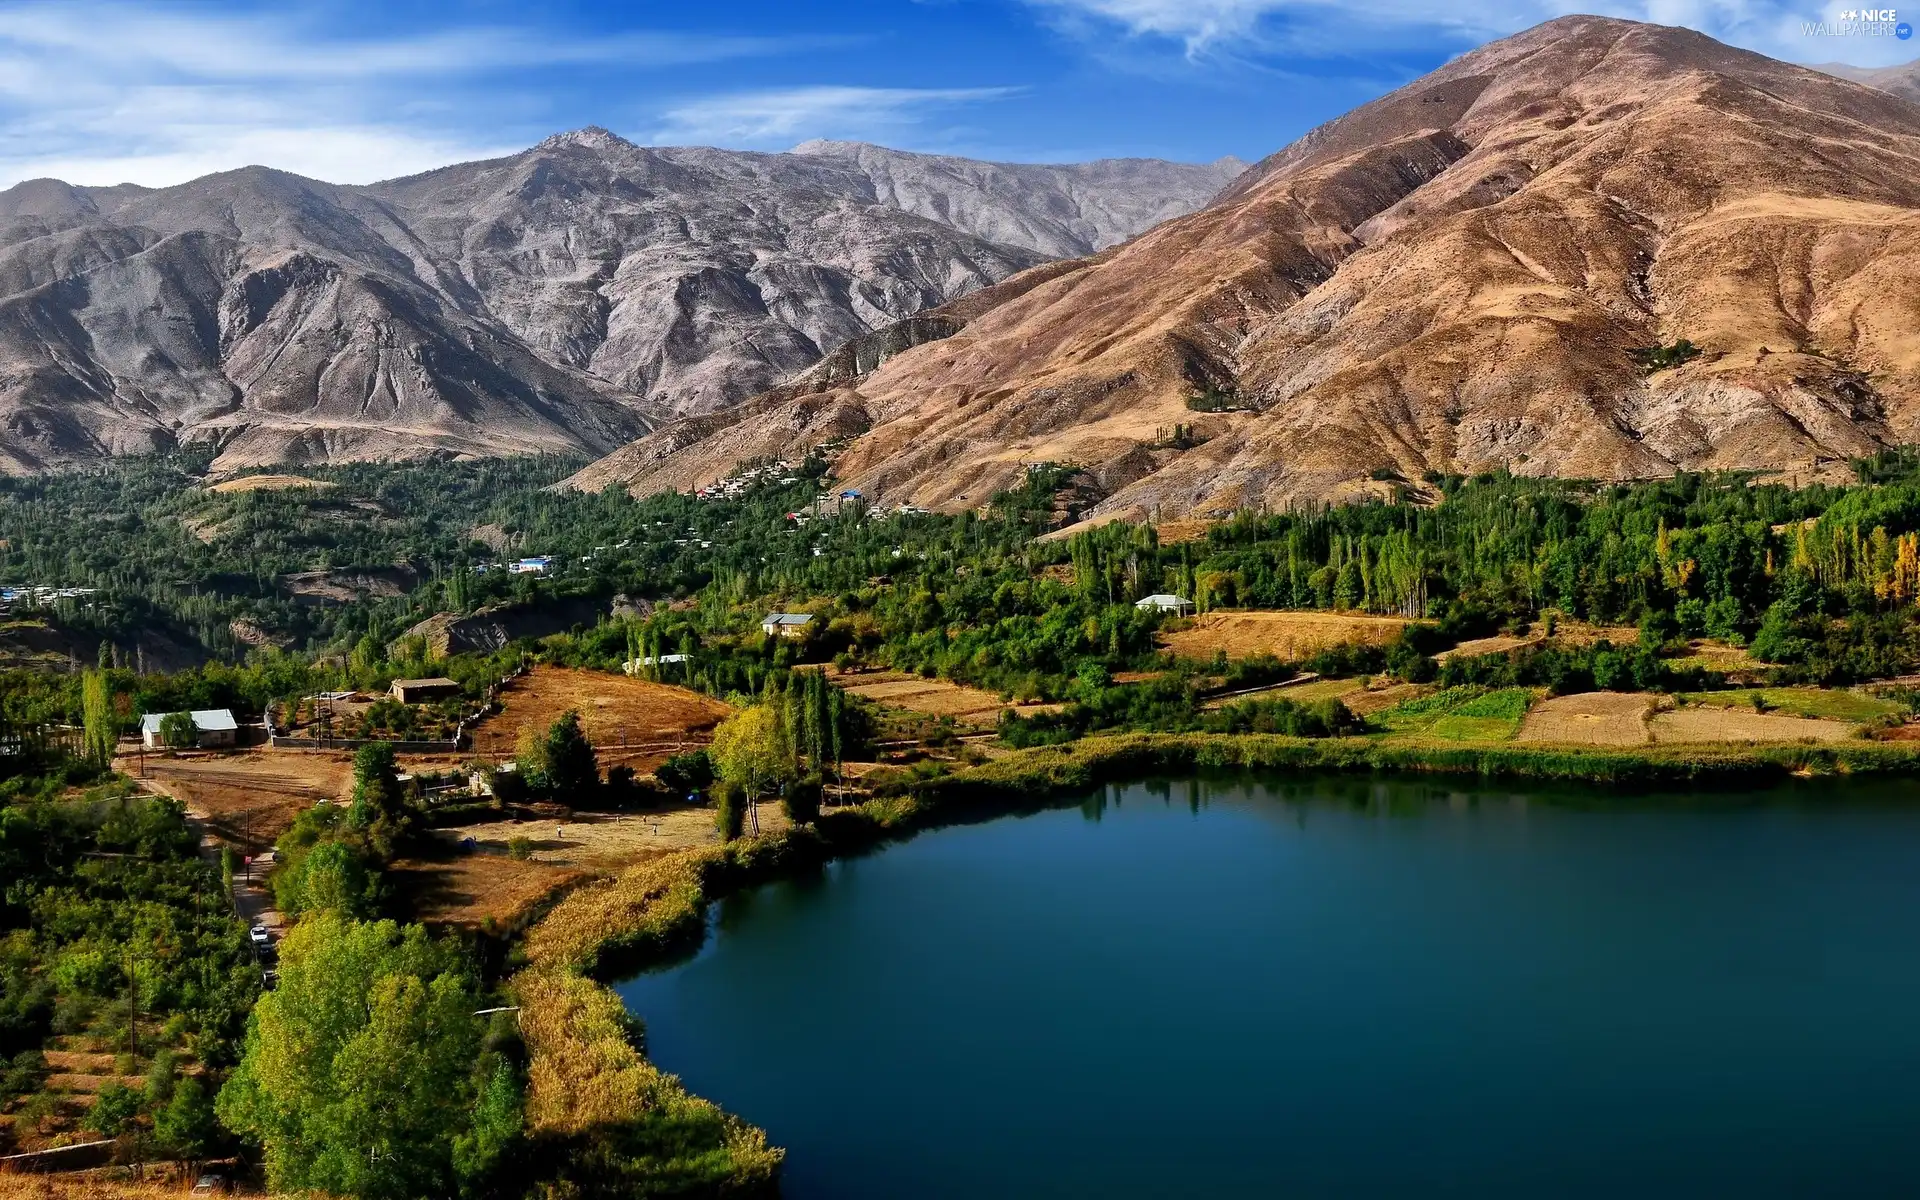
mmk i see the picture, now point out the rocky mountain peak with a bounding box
[533,126,637,154]
[0,130,1236,474]
[566,16,1920,518]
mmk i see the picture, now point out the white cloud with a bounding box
[649,86,1023,148]
[0,2,824,189]
[1022,0,1917,66]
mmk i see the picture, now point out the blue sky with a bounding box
[0,0,1910,188]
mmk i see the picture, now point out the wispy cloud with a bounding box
[0,1,824,188]
[648,85,1023,148]
[1021,0,1918,66]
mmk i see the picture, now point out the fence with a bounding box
[259,663,533,755]
[0,1138,115,1173]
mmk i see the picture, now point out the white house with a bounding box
[761,613,815,639]
[508,556,553,575]
[1135,594,1195,616]
[140,709,239,750]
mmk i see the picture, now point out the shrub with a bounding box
[714,782,746,842]
[84,1081,146,1136]
[783,777,823,826]
[507,838,535,861]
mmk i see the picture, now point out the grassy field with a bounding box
[1675,687,1900,723]
[1372,686,1532,743]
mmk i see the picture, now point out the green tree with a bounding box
[708,704,795,803]
[282,840,381,919]
[153,1075,218,1159]
[346,742,411,858]
[81,668,116,768]
[542,710,599,800]
[158,711,198,749]
[714,781,746,842]
[216,914,504,1200]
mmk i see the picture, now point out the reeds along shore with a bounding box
[507,731,1920,1193]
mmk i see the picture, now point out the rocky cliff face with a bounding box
[0,131,1238,472]
[573,19,1920,517]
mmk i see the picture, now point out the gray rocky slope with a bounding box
[0,128,1241,472]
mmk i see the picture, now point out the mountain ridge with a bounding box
[568,17,1920,518]
[0,133,1237,473]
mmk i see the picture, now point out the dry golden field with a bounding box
[469,667,729,763]
[1516,692,1657,746]
[834,670,1058,726]
[393,802,789,928]
[206,473,334,494]
[1160,611,1409,661]
[1650,709,1858,744]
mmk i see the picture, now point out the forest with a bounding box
[9,451,1920,741]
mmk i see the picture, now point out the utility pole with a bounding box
[126,947,137,1057]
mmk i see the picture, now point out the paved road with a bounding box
[137,776,287,961]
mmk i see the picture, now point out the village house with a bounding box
[761,612,815,639]
[140,709,239,750]
[1135,594,1196,616]
[389,677,462,704]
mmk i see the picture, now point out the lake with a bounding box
[615,775,1920,1197]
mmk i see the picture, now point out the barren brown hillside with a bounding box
[569,17,1920,518]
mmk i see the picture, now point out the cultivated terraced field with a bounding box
[471,667,730,765]
[1160,611,1409,661]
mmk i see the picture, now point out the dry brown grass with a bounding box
[0,1178,210,1198]
[837,673,1009,720]
[1160,610,1409,661]
[468,667,728,763]
[1152,519,1215,544]
[1268,677,1369,703]
[1341,682,1434,716]
[206,474,334,494]
[394,799,786,928]
[1650,709,1858,744]
[1435,620,1643,664]
[510,846,780,1185]
[1517,692,1656,746]
[387,853,591,931]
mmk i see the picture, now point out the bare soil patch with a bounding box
[1517,692,1656,746]
[1436,620,1642,663]
[836,670,1019,726]
[207,473,335,494]
[131,751,354,845]
[1153,519,1215,544]
[1434,634,1532,662]
[469,667,729,765]
[1160,611,1409,661]
[1650,709,1859,744]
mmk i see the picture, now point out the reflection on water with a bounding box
[619,773,1920,1200]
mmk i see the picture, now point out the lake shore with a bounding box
[508,731,1920,1192]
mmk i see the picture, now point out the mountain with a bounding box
[570,18,1920,519]
[0,132,1238,473]
[1817,59,1920,103]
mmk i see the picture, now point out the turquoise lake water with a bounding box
[615,775,1920,1197]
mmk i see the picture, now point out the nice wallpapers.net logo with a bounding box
[1803,8,1913,36]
